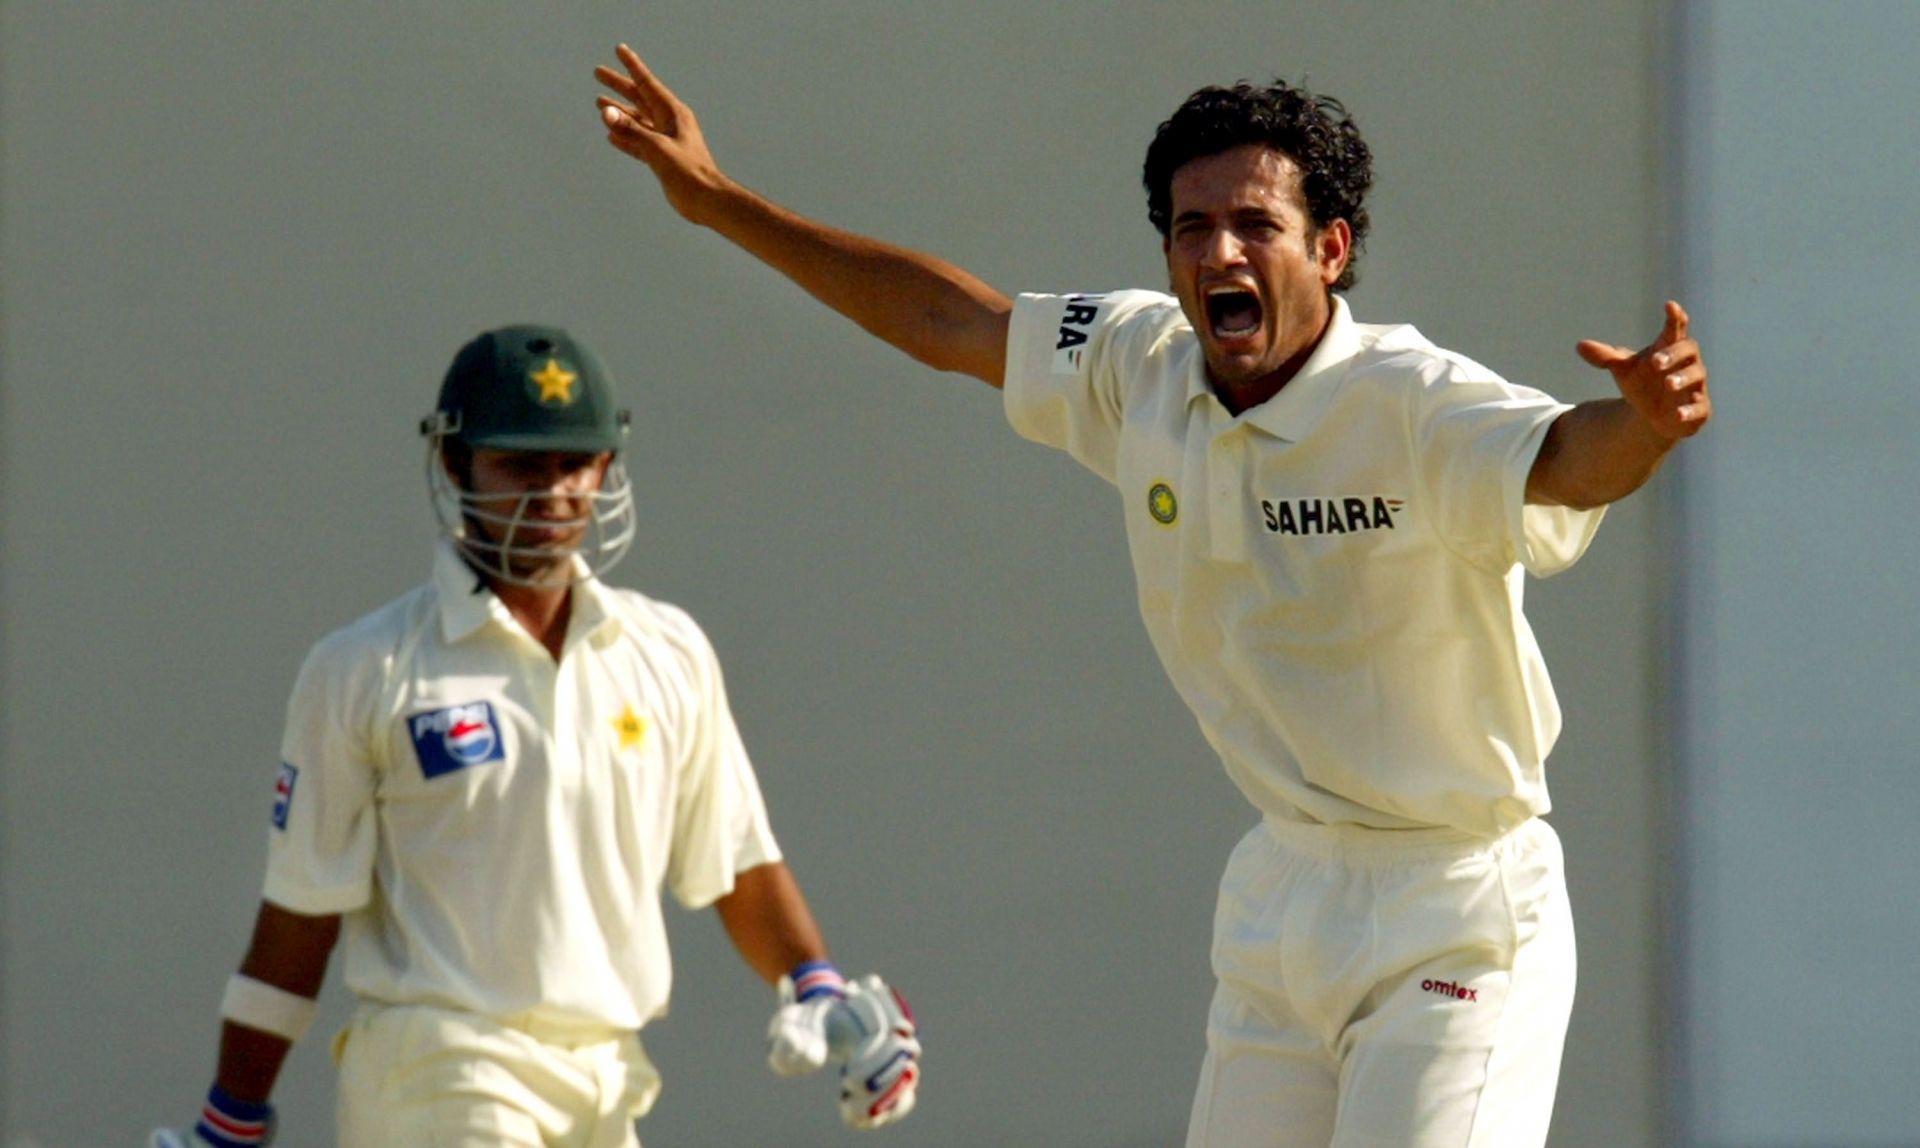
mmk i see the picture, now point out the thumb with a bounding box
[1576,339,1633,370]
[1659,299,1689,345]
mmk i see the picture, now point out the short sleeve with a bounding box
[1002,290,1176,484]
[1411,365,1605,577]
[665,618,782,910]
[261,635,380,915]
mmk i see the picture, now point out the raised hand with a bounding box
[1576,300,1712,441]
[588,39,1013,385]
[593,44,727,222]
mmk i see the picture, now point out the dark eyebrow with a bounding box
[1172,204,1288,230]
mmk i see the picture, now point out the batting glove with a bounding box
[150,1085,275,1148]
[831,975,921,1130]
[766,959,848,1077]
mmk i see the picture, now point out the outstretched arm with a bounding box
[1527,300,1713,509]
[594,44,1012,386]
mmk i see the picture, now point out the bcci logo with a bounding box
[1147,481,1178,526]
[409,701,507,779]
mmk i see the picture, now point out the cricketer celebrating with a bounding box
[155,326,920,1147]
[593,44,1710,1148]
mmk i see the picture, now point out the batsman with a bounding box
[154,326,920,1146]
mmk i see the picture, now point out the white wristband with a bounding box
[220,974,319,1043]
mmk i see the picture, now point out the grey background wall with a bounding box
[0,2,1772,1145]
[1674,2,1920,1145]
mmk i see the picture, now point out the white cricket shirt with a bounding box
[263,543,781,1031]
[1005,290,1604,836]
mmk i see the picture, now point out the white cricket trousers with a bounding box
[332,1003,662,1147]
[1185,815,1575,1148]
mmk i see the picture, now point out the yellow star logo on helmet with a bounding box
[529,359,578,405]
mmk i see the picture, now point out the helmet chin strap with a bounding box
[425,443,637,588]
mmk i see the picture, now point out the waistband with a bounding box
[497,1009,633,1049]
[1258,812,1551,866]
[351,1000,632,1050]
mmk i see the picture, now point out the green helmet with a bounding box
[422,323,629,451]
[420,324,636,586]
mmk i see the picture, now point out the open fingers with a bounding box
[599,100,641,146]
[593,65,644,107]
[594,73,659,135]
[1655,346,1711,436]
[593,45,677,133]
[597,104,658,163]
[1662,359,1707,394]
[1649,336,1699,372]
[1674,392,1713,431]
[615,44,678,126]
[1576,339,1632,370]
[596,94,644,131]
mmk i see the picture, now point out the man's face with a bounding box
[459,447,612,583]
[1163,144,1351,398]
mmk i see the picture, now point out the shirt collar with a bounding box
[1187,294,1363,442]
[431,541,622,648]
[568,567,623,645]
[434,541,501,644]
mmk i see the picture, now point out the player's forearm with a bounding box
[1526,398,1677,510]
[689,177,1013,385]
[213,1020,295,1103]
[203,901,341,1100]
[714,861,831,985]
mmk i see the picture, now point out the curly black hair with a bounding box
[1143,80,1373,290]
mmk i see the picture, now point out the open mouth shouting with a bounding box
[1204,283,1265,346]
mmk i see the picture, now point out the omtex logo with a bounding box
[1421,977,1479,1002]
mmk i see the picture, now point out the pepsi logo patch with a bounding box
[272,761,298,829]
[408,701,507,779]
